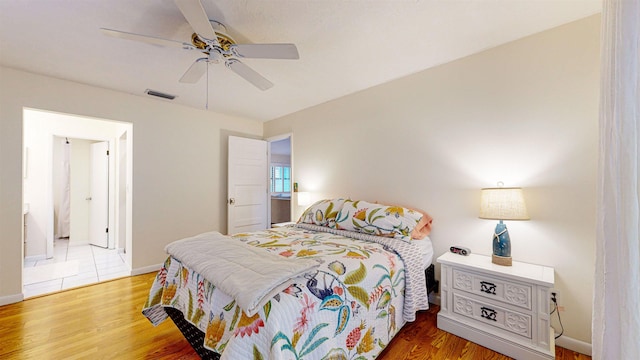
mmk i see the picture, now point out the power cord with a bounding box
[550,292,564,339]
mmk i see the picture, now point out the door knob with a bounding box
[229,198,235,205]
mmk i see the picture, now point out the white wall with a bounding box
[271,154,291,165]
[0,66,262,303]
[265,15,600,347]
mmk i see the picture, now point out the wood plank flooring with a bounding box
[0,273,591,360]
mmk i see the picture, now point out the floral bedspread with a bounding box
[142,226,422,359]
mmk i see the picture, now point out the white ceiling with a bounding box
[0,0,601,122]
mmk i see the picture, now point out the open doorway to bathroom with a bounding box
[22,108,133,298]
[268,135,292,226]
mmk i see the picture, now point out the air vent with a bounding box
[144,89,176,100]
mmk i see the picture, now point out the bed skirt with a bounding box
[165,306,220,360]
[425,263,439,294]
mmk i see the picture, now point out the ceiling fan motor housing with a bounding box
[191,20,236,55]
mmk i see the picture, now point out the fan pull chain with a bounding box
[206,61,209,110]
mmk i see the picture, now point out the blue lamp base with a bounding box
[492,220,512,266]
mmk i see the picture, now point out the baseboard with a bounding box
[131,263,162,276]
[0,293,24,306]
[555,335,592,356]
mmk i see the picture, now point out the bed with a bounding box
[142,199,438,359]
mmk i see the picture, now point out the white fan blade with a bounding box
[100,28,194,49]
[226,59,273,90]
[180,58,208,83]
[232,44,299,59]
[174,0,217,40]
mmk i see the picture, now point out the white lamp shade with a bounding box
[479,187,529,220]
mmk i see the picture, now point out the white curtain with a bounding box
[56,139,71,238]
[593,1,640,359]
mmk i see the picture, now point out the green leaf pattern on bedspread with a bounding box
[142,227,407,360]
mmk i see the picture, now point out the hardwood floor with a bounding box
[0,273,591,359]
[377,305,590,360]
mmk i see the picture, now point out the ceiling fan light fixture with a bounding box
[144,89,177,100]
[208,48,223,63]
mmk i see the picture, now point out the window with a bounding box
[270,165,291,194]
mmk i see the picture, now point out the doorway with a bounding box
[268,135,292,226]
[22,108,133,298]
[53,137,109,248]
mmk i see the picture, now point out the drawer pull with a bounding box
[480,281,497,295]
[481,307,497,321]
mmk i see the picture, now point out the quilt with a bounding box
[164,231,321,316]
[142,226,430,360]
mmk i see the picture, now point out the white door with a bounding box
[227,136,268,234]
[89,141,109,248]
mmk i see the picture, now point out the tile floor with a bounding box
[23,238,130,298]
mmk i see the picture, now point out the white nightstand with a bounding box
[437,252,555,360]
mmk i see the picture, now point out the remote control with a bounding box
[450,246,471,256]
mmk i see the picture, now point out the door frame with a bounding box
[22,108,132,286]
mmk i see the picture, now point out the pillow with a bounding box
[336,200,425,242]
[410,209,433,240]
[297,198,347,228]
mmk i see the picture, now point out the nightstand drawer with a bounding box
[452,293,532,339]
[452,268,532,310]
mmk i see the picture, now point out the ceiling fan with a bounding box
[101,0,299,90]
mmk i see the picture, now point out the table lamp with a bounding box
[479,184,529,266]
